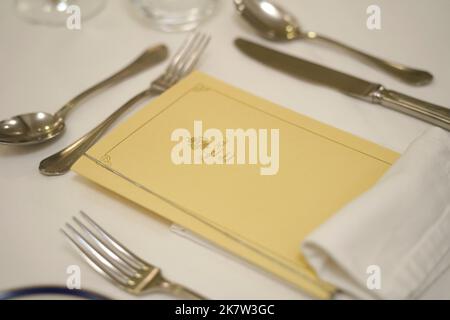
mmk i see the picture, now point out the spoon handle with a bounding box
[54,45,168,120]
[39,89,154,176]
[305,32,433,86]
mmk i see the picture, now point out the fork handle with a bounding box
[39,89,155,176]
[165,282,207,300]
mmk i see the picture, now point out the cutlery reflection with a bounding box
[39,32,210,176]
[62,211,206,299]
[0,45,168,146]
[235,38,450,131]
[234,0,433,86]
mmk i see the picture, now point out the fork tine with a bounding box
[151,32,210,92]
[73,217,140,278]
[168,32,205,77]
[79,211,149,269]
[180,34,211,76]
[166,32,200,76]
[170,32,199,65]
[169,33,210,84]
[62,225,131,286]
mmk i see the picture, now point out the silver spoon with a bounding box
[0,44,168,146]
[234,0,433,86]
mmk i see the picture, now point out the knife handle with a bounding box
[372,86,450,131]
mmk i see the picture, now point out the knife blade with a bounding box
[235,38,450,131]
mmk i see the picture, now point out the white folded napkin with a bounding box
[302,127,450,299]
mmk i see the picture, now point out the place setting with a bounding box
[0,0,449,303]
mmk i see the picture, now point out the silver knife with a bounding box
[235,38,450,131]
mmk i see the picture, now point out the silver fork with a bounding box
[39,32,210,176]
[62,211,206,299]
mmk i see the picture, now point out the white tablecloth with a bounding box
[1,0,449,299]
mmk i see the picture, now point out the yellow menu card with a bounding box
[73,72,399,299]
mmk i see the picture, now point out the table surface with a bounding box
[1,0,449,299]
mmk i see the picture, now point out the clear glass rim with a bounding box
[15,0,107,26]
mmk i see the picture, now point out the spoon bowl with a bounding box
[0,112,65,145]
[234,0,301,41]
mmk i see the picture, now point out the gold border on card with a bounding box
[83,82,393,295]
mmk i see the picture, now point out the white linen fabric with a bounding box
[302,127,450,299]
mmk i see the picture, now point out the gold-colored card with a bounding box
[73,72,399,298]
